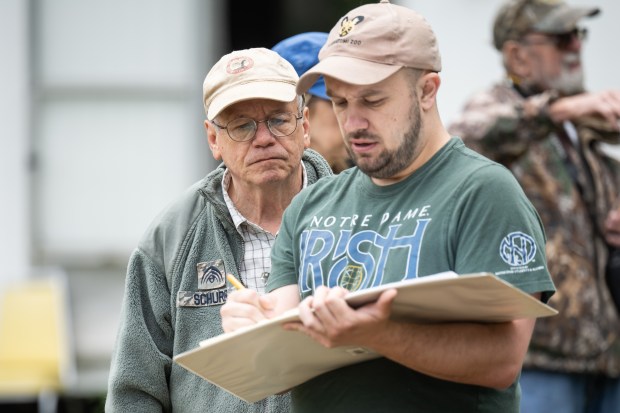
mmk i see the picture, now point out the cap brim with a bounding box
[534,6,600,34]
[297,56,402,95]
[207,81,297,119]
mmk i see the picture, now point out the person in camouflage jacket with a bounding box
[449,0,620,412]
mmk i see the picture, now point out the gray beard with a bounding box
[518,53,586,96]
[548,66,585,95]
[542,53,586,96]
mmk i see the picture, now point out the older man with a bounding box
[449,1,620,411]
[106,48,332,412]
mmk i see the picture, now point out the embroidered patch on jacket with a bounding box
[176,290,228,307]
[196,259,226,290]
[176,259,228,307]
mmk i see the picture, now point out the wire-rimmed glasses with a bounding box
[212,112,303,142]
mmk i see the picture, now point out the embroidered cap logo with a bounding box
[339,15,364,37]
[226,56,254,74]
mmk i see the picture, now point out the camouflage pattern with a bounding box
[492,0,599,50]
[449,80,620,376]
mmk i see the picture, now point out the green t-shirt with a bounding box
[267,138,555,413]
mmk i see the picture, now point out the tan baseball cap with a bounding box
[493,0,600,50]
[297,0,441,94]
[203,48,299,119]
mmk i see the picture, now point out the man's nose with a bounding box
[341,109,369,134]
[252,121,277,145]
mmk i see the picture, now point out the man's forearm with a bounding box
[367,317,536,389]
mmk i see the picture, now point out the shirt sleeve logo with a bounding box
[499,232,537,266]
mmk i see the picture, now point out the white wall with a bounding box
[401,0,620,127]
[32,0,221,263]
[0,0,30,284]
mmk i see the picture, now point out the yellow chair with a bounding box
[0,275,74,413]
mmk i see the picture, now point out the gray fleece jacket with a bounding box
[106,150,332,412]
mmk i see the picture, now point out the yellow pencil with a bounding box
[226,273,246,290]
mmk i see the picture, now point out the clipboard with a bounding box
[174,272,557,403]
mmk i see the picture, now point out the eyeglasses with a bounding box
[211,112,303,142]
[521,28,588,51]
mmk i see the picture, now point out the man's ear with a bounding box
[205,120,222,160]
[302,106,311,149]
[419,72,440,111]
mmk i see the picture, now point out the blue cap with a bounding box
[272,32,329,101]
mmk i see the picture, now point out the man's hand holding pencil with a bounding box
[221,273,302,333]
[221,273,276,332]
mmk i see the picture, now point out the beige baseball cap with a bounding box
[493,0,600,50]
[203,47,299,119]
[297,0,441,94]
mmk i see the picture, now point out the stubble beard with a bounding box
[349,102,422,180]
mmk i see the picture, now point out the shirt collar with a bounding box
[222,162,308,231]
